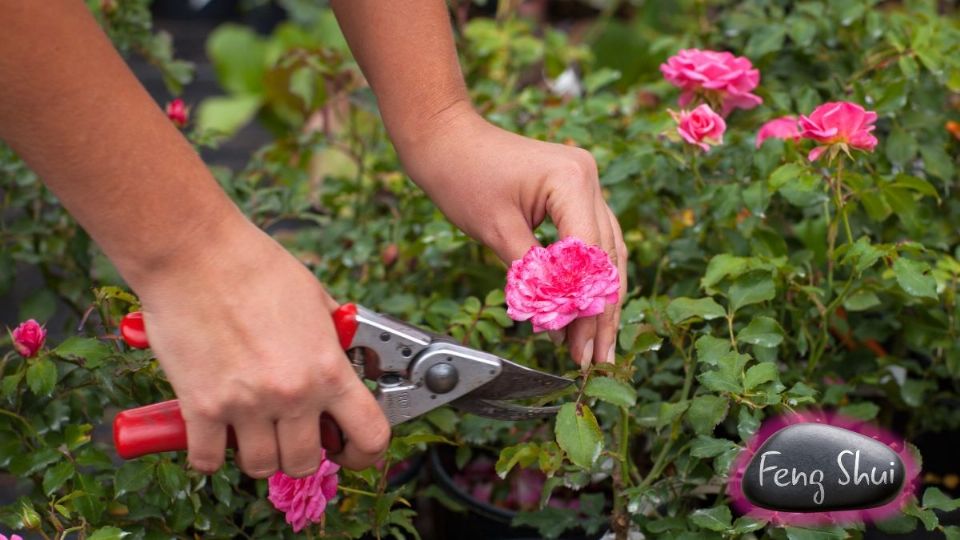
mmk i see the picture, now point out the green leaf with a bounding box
[921,145,956,181]
[893,258,938,299]
[743,362,779,390]
[769,163,826,207]
[26,358,57,397]
[738,407,761,441]
[484,288,506,307]
[495,442,539,479]
[838,402,879,420]
[666,297,726,324]
[702,254,749,293]
[157,461,188,497]
[922,487,960,511]
[554,402,602,469]
[690,505,732,531]
[698,352,749,393]
[656,400,689,430]
[686,395,730,435]
[584,376,637,408]
[843,290,881,312]
[54,337,111,369]
[728,272,776,312]
[42,461,75,496]
[583,67,621,93]
[886,126,918,165]
[945,526,960,540]
[737,316,784,347]
[745,24,786,57]
[212,469,234,507]
[905,502,939,531]
[690,435,739,458]
[512,507,578,539]
[768,163,807,188]
[207,24,267,94]
[196,95,262,137]
[115,461,153,498]
[891,174,939,200]
[784,525,849,540]
[787,14,817,46]
[88,526,127,540]
[695,335,731,365]
[731,516,767,534]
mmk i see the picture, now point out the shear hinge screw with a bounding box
[425,363,458,394]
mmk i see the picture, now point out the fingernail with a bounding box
[548,330,564,345]
[580,339,594,367]
[606,344,616,364]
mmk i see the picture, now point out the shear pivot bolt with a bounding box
[425,363,458,394]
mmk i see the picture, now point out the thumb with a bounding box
[487,214,542,265]
[545,173,602,248]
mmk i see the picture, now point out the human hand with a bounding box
[133,218,390,476]
[395,103,628,367]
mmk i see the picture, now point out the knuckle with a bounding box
[187,400,227,422]
[551,160,591,185]
[355,420,391,456]
[270,379,313,406]
[282,464,319,479]
[316,362,349,392]
[188,454,223,474]
[570,147,598,171]
[244,465,279,479]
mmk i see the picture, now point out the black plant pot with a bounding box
[427,446,598,540]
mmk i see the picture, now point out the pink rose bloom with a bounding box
[660,49,762,115]
[755,116,801,148]
[671,104,726,152]
[267,451,340,532]
[165,98,189,128]
[10,319,45,358]
[506,237,620,332]
[1,534,24,540]
[799,101,878,161]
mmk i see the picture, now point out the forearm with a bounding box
[330,0,473,152]
[0,0,246,291]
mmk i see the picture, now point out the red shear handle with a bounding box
[113,303,360,460]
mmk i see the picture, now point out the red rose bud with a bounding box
[381,243,399,267]
[165,98,189,128]
[10,319,46,358]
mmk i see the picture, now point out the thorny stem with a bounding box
[612,405,632,540]
[690,149,705,193]
[833,159,853,245]
[726,313,738,351]
[806,278,855,376]
[635,338,695,493]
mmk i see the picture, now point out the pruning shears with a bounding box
[113,303,574,459]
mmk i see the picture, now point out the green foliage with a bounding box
[2,0,960,539]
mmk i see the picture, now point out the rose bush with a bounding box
[2,1,960,539]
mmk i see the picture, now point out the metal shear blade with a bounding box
[452,357,573,421]
[466,358,573,400]
[452,397,562,420]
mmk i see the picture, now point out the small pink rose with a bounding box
[671,104,726,152]
[165,98,189,128]
[10,320,45,358]
[660,49,762,115]
[267,450,340,533]
[1,534,24,540]
[506,237,620,332]
[755,116,801,148]
[799,101,878,161]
